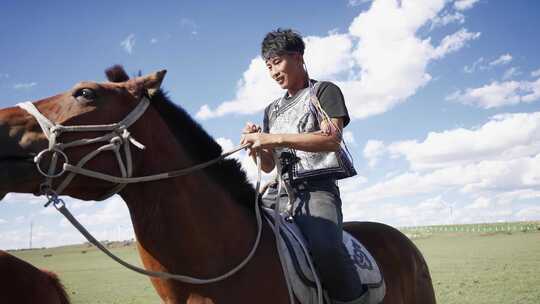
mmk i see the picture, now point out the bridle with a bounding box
[16,94,265,285]
[18,96,151,201]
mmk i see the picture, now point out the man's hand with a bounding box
[240,133,279,157]
[241,132,276,149]
[242,122,261,134]
[240,122,276,172]
[320,118,343,137]
[241,122,266,157]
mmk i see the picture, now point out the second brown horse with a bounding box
[0,250,70,304]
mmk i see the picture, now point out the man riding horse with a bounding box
[0,44,435,303]
[241,28,363,304]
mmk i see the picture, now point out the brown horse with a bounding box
[0,250,70,304]
[0,65,436,304]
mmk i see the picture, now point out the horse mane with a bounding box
[105,65,256,210]
[42,270,71,304]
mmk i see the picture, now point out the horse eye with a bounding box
[74,88,97,101]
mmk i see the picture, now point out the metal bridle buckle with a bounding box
[43,188,64,209]
[34,149,69,178]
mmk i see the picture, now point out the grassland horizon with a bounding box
[7,221,540,304]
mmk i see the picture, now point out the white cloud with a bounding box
[40,206,58,215]
[348,112,540,215]
[1,195,135,249]
[502,67,521,80]
[446,78,540,108]
[59,196,129,228]
[343,195,452,226]
[13,82,37,89]
[120,34,135,54]
[215,137,235,152]
[0,73,9,79]
[344,0,450,119]
[494,189,540,205]
[465,197,490,209]
[515,206,540,221]
[363,140,385,167]
[432,28,481,59]
[386,112,540,170]
[339,175,370,205]
[3,193,44,205]
[0,219,7,224]
[490,53,513,66]
[150,38,158,44]
[464,54,513,74]
[452,205,515,224]
[430,12,465,30]
[87,196,129,226]
[198,0,480,121]
[343,130,356,146]
[532,68,540,78]
[454,0,480,11]
[195,105,214,120]
[303,33,355,79]
[196,57,282,119]
[464,57,484,73]
[343,153,540,205]
[0,227,81,250]
[343,171,440,203]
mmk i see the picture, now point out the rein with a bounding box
[17,97,265,285]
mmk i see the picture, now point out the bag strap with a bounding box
[312,80,322,95]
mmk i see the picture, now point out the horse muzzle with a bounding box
[0,106,45,196]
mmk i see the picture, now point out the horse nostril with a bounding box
[0,123,36,162]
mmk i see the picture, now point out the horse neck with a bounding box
[120,127,256,278]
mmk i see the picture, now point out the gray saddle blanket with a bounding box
[263,208,386,304]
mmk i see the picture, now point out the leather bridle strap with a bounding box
[17,97,150,199]
[18,97,266,285]
[17,98,251,191]
[62,143,248,184]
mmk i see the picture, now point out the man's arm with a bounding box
[241,117,344,156]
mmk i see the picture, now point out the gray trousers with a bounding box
[262,178,363,302]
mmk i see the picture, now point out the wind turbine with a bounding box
[441,199,456,225]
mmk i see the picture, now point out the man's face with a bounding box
[265,53,304,90]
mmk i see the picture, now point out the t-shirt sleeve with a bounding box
[263,104,271,133]
[316,81,351,127]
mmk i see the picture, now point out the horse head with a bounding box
[0,67,166,202]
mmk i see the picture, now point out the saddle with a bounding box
[263,208,386,304]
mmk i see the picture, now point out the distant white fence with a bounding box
[399,222,540,235]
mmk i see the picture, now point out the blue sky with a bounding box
[1,0,540,249]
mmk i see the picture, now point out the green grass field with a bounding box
[10,222,540,304]
[11,244,160,303]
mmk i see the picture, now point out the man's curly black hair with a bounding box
[261,28,305,61]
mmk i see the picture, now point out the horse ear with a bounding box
[142,70,167,97]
